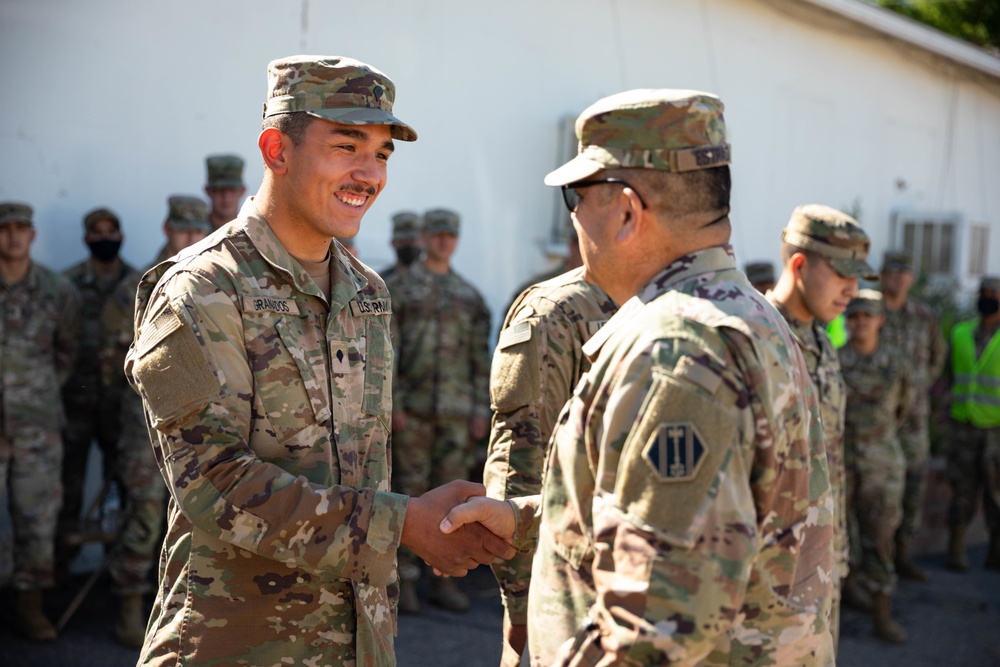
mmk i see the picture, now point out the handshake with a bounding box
[400,480,518,577]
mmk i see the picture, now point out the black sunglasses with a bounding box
[560,178,647,212]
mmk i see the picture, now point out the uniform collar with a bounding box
[582,245,736,360]
[240,198,368,312]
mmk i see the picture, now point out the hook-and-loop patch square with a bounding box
[642,422,707,482]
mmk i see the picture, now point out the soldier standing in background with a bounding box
[386,208,491,614]
[100,195,213,647]
[204,154,246,230]
[503,231,584,315]
[442,89,836,665]
[946,275,1000,572]
[380,210,422,280]
[744,259,775,294]
[57,207,137,581]
[0,202,81,640]
[879,250,947,581]
[482,243,617,665]
[839,289,914,643]
[767,204,876,644]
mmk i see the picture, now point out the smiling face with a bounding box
[279,118,393,246]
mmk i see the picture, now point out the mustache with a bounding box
[340,184,377,196]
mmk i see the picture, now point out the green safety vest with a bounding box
[826,314,847,349]
[950,319,1000,428]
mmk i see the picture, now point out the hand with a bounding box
[503,613,528,659]
[401,480,516,577]
[469,416,489,440]
[439,495,515,542]
[392,410,408,431]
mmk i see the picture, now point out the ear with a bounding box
[259,127,289,174]
[614,188,646,244]
[789,252,807,280]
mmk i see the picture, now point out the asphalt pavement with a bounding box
[1,545,997,667]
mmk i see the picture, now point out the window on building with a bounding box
[969,224,989,277]
[894,211,960,276]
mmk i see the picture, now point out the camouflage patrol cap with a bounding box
[744,261,775,285]
[0,202,33,227]
[392,211,421,241]
[423,208,460,235]
[83,207,121,233]
[205,154,245,189]
[981,276,1000,291]
[846,288,884,316]
[781,204,877,280]
[544,89,730,186]
[263,55,417,142]
[165,195,212,232]
[881,250,913,273]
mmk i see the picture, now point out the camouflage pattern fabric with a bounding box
[125,199,407,667]
[839,344,913,594]
[946,420,1000,532]
[880,297,947,539]
[511,246,835,666]
[59,258,138,555]
[1,262,81,589]
[779,205,878,280]
[767,296,848,582]
[482,267,617,659]
[386,262,490,421]
[102,269,167,595]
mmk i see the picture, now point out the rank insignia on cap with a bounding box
[643,422,707,482]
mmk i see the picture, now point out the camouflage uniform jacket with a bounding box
[880,297,946,418]
[62,258,137,401]
[511,246,834,666]
[483,267,617,623]
[385,262,490,419]
[839,344,914,454]
[125,200,407,667]
[1,262,81,431]
[766,297,848,579]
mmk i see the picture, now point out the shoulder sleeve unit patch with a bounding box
[643,422,707,482]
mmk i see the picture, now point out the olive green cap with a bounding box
[0,202,33,227]
[83,207,121,233]
[392,211,421,241]
[206,154,245,189]
[423,208,460,235]
[846,288,884,316]
[744,261,775,286]
[781,204,877,280]
[881,250,913,273]
[263,55,417,142]
[545,89,730,186]
[165,196,212,232]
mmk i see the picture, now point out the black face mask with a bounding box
[87,238,122,262]
[397,246,421,266]
[977,295,1000,317]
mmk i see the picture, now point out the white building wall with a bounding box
[1,0,998,319]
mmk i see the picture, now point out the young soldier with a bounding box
[0,202,81,640]
[946,275,1000,572]
[839,289,914,643]
[204,154,246,229]
[767,204,877,641]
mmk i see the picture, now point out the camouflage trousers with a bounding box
[851,437,905,595]
[58,389,121,567]
[110,391,166,595]
[0,425,63,590]
[946,421,1000,533]
[896,411,931,541]
[392,413,472,580]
